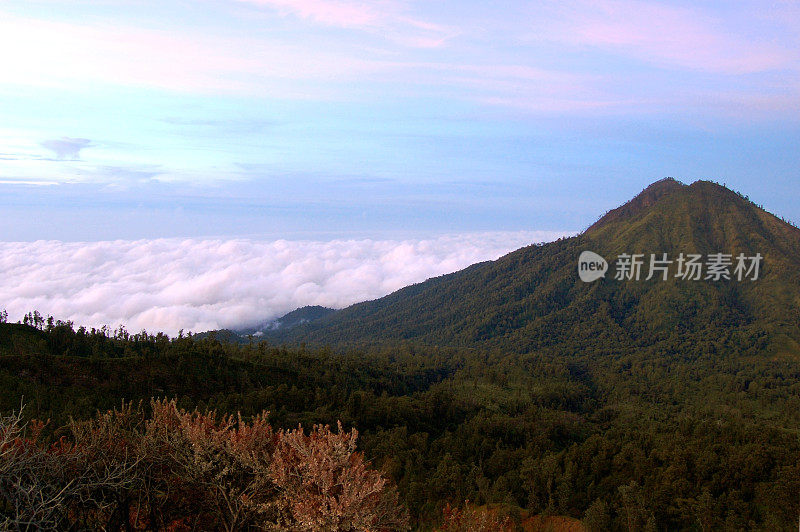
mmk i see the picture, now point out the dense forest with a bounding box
[3,180,800,530]
[2,313,800,530]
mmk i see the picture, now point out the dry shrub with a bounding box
[0,401,409,531]
[438,501,515,532]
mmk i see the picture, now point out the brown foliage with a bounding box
[271,422,408,531]
[438,502,514,532]
[1,409,80,530]
[0,401,409,531]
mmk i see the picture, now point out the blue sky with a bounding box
[1,0,799,241]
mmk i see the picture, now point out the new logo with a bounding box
[578,251,608,282]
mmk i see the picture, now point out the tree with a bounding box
[583,498,612,532]
[271,421,409,531]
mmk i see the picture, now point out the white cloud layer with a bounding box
[0,232,569,335]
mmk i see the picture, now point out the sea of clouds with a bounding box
[0,231,568,335]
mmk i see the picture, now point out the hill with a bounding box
[264,179,800,357]
[238,305,336,337]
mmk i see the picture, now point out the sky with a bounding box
[0,0,798,331]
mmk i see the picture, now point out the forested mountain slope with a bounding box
[265,179,800,358]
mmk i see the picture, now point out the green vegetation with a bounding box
[263,180,800,352]
[3,180,800,530]
[3,314,800,529]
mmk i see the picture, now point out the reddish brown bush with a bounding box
[271,422,408,531]
[438,501,514,532]
[1,410,80,530]
[0,401,409,531]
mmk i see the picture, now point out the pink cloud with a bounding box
[2,1,793,117]
[237,0,457,48]
[0,12,590,111]
[537,0,794,74]
[0,14,377,96]
[238,0,384,28]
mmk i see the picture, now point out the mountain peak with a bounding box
[588,177,686,231]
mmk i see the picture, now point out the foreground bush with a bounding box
[437,502,513,532]
[0,400,409,531]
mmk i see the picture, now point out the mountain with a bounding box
[237,305,336,337]
[264,179,800,357]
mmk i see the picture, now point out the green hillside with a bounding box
[238,305,336,337]
[267,179,800,357]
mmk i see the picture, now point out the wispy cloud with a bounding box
[0,10,596,113]
[238,0,385,29]
[237,0,457,48]
[0,14,372,96]
[535,0,795,75]
[0,232,568,335]
[2,1,794,116]
[40,137,92,160]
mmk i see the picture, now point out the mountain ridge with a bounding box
[237,305,336,337]
[257,179,800,356]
